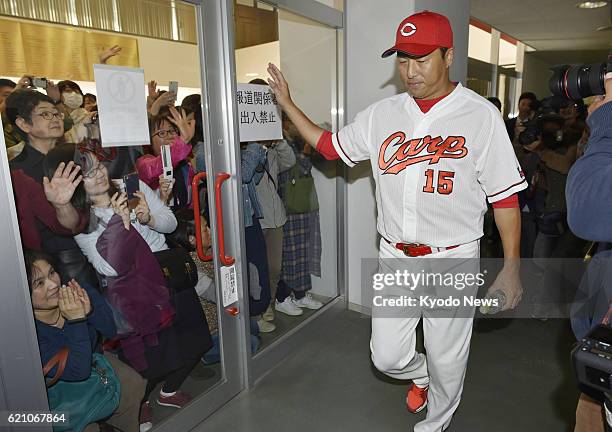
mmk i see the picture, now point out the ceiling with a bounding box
[471,0,611,64]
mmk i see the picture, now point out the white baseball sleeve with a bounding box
[332,105,373,167]
[476,110,528,203]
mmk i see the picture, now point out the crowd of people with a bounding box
[0,34,607,430]
[0,49,323,432]
[481,90,590,263]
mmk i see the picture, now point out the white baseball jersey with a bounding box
[332,83,527,247]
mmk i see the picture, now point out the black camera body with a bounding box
[518,113,565,148]
[550,51,612,100]
[572,324,612,394]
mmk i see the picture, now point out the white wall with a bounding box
[522,52,553,100]
[344,0,470,310]
[235,41,280,84]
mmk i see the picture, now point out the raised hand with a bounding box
[99,45,121,64]
[588,72,612,117]
[133,191,151,225]
[168,106,195,143]
[158,175,175,205]
[150,91,177,115]
[68,279,91,316]
[43,161,82,207]
[267,63,293,109]
[148,80,158,99]
[45,80,61,103]
[110,192,131,230]
[16,75,31,89]
[58,284,86,321]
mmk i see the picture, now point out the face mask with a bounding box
[62,92,83,109]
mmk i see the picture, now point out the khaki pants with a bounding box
[84,353,146,432]
[574,393,605,432]
[263,226,284,301]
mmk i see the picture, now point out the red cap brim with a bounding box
[381,43,439,58]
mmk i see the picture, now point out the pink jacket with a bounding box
[136,137,195,191]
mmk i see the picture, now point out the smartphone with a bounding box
[161,144,173,180]
[32,77,48,89]
[123,172,140,210]
[168,81,179,98]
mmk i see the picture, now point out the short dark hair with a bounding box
[148,105,175,137]
[249,78,268,85]
[167,208,196,251]
[43,143,114,233]
[57,80,83,95]
[181,94,204,144]
[23,249,56,293]
[5,89,56,137]
[0,78,16,89]
[487,96,502,111]
[397,47,449,59]
[518,92,539,111]
[181,94,200,112]
[83,93,96,102]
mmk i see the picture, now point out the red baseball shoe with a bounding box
[406,383,429,413]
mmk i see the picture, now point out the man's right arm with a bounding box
[566,75,612,242]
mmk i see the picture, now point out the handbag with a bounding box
[282,163,319,214]
[44,348,121,432]
[154,247,198,293]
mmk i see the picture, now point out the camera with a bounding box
[518,113,565,148]
[572,324,612,431]
[549,51,611,100]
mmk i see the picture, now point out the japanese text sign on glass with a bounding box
[236,83,282,142]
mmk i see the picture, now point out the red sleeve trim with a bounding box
[316,130,340,161]
[487,179,527,199]
[492,193,519,209]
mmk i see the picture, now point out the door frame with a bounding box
[0,0,347,430]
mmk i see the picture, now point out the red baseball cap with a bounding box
[382,10,453,58]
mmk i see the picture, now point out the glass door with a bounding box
[230,0,345,384]
[0,0,247,431]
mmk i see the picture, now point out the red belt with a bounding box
[384,238,459,257]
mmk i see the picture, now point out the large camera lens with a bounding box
[549,63,606,100]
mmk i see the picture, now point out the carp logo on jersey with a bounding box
[378,131,468,175]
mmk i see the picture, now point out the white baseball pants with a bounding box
[370,238,479,432]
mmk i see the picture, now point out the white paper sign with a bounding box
[220,264,238,307]
[94,64,150,148]
[237,83,282,142]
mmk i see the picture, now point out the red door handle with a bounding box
[191,172,212,262]
[225,306,239,316]
[215,173,235,266]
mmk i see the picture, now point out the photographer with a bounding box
[523,114,579,259]
[566,72,612,432]
[506,91,538,143]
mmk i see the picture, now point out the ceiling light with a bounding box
[576,1,608,8]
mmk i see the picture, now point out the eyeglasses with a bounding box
[34,111,64,121]
[153,128,178,139]
[83,164,104,180]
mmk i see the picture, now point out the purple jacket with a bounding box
[96,214,174,371]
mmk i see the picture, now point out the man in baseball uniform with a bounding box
[268,10,525,431]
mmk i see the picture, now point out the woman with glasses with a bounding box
[136,106,196,210]
[45,144,212,423]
